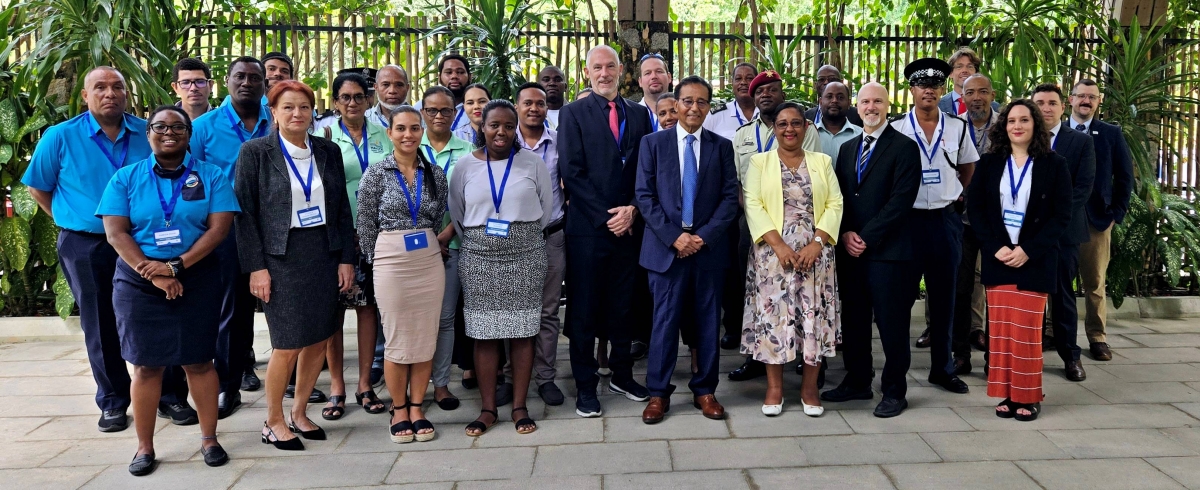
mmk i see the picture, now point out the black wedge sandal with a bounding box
[512,407,537,435]
[465,409,498,437]
[389,403,415,444]
[1015,402,1041,422]
[356,390,387,414]
[322,394,346,420]
[995,398,1017,419]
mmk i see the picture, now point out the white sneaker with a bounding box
[762,399,784,417]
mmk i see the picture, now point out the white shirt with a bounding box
[1049,122,1062,149]
[676,125,703,193]
[891,110,980,210]
[281,136,327,228]
[639,96,663,131]
[1000,157,1034,243]
[546,109,560,129]
[1069,116,1092,134]
[703,100,758,141]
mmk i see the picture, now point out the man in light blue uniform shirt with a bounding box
[189,56,271,417]
[22,67,158,433]
[814,82,863,163]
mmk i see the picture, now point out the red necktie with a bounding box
[608,100,620,142]
[957,96,967,115]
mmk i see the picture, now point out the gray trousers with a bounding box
[502,228,566,386]
[431,248,460,388]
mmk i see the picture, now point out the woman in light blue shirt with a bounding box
[97,106,240,476]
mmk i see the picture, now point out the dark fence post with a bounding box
[617,0,671,99]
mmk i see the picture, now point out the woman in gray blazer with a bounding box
[234,80,355,451]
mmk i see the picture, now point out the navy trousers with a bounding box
[214,233,256,395]
[1051,244,1083,364]
[566,233,639,393]
[911,207,962,378]
[720,211,749,338]
[837,255,913,400]
[646,257,724,398]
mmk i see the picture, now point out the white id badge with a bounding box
[1003,209,1025,228]
[485,218,511,237]
[153,227,182,246]
[298,206,324,226]
[922,169,941,185]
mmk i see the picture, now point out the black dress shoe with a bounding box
[720,333,739,350]
[953,357,972,376]
[630,341,649,360]
[241,369,261,391]
[495,382,514,407]
[202,444,229,467]
[820,384,873,402]
[873,397,908,418]
[1065,360,1087,382]
[218,391,242,420]
[284,385,329,403]
[157,401,199,426]
[914,328,931,348]
[538,382,565,406]
[929,374,970,394]
[289,420,327,440]
[98,409,128,432]
[1090,342,1113,361]
[128,452,156,476]
[728,359,766,381]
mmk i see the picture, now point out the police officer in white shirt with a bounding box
[890,58,977,395]
[702,63,758,141]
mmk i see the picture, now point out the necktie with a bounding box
[682,134,697,228]
[1075,124,1086,132]
[957,97,966,115]
[608,101,620,142]
[857,135,876,183]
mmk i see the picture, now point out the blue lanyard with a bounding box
[279,134,316,204]
[735,104,746,125]
[450,107,465,131]
[755,124,775,152]
[224,105,266,143]
[908,111,944,168]
[340,121,370,172]
[424,145,455,173]
[647,109,659,131]
[151,155,197,227]
[813,110,821,125]
[484,147,516,214]
[968,118,989,149]
[856,137,874,184]
[1007,155,1033,205]
[373,110,389,128]
[86,114,130,171]
[391,166,423,225]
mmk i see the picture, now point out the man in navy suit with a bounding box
[1033,83,1096,382]
[559,45,656,418]
[1070,79,1134,362]
[634,76,740,424]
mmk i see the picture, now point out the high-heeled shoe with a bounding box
[802,398,824,417]
[261,423,304,451]
[761,398,784,417]
[288,418,327,440]
[389,403,414,444]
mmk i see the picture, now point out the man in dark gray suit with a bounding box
[938,47,1000,116]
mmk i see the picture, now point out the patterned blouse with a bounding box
[356,152,449,263]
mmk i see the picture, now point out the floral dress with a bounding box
[741,159,841,366]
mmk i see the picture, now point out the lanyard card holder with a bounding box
[298,206,324,227]
[921,168,941,185]
[154,227,183,246]
[486,219,511,237]
[403,230,430,251]
[1003,209,1025,228]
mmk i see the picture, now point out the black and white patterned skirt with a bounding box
[458,221,546,340]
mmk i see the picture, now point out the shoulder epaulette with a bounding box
[888,114,906,123]
[710,102,731,115]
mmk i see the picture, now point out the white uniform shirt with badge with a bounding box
[1000,156,1034,243]
[281,136,327,228]
[702,100,758,141]
[891,111,980,210]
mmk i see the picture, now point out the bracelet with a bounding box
[165,262,178,277]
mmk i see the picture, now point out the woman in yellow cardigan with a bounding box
[742,102,843,418]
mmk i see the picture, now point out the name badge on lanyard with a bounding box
[1004,155,1033,230]
[922,169,941,185]
[280,134,324,226]
[340,121,370,172]
[484,147,515,237]
[152,156,197,247]
[392,167,428,251]
[1003,210,1025,228]
[909,111,945,186]
[403,231,429,251]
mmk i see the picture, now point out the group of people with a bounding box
[24,43,1133,477]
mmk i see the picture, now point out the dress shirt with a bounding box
[815,117,863,163]
[1000,157,1034,243]
[676,125,704,192]
[517,127,564,223]
[326,119,393,222]
[958,109,999,154]
[1049,122,1062,149]
[356,154,449,262]
[891,110,980,210]
[448,150,555,231]
[279,136,328,228]
[1069,116,1092,134]
[453,123,480,147]
[546,109,560,129]
[702,100,758,141]
[638,96,660,131]
[191,99,272,184]
[22,112,152,233]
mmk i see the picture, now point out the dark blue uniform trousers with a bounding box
[214,232,256,395]
[1051,244,1083,363]
[911,207,962,379]
[646,256,724,398]
[837,255,913,400]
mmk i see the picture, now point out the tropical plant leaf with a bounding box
[0,144,11,164]
[9,182,37,220]
[0,99,19,141]
[54,265,74,319]
[31,211,58,266]
[0,216,31,271]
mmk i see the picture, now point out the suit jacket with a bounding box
[833,125,921,261]
[234,131,356,273]
[938,93,1001,114]
[805,106,864,127]
[635,128,740,273]
[967,152,1073,293]
[1082,119,1134,230]
[559,94,655,237]
[1052,123,1097,244]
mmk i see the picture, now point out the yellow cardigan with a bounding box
[743,149,844,245]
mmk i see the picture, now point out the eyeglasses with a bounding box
[175,79,210,89]
[816,76,840,84]
[776,119,807,130]
[337,93,369,104]
[149,123,190,135]
[640,53,665,62]
[1071,94,1100,101]
[423,107,456,118]
[679,98,710,109]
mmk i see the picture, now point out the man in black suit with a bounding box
[1033,83,1096,381]
[1069,79,1134,362]
[820,82,921,418]
[559,45,655,418]
[804,65,863,127]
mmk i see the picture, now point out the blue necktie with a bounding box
[1075,124,1086,132]
[683,134,697,228]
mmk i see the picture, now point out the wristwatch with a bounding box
[166,257,185,277]
[814,235,825,246]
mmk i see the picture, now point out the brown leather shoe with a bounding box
[693,394,725,420]
[642,397,670,424]
[1090,342,1113,361]
[1065,360,1087,381]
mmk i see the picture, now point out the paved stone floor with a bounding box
[3,317,1200,489]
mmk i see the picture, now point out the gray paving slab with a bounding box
[1125,333,1200,347]
[1041,428,1199,458]
[0,342,83,361]
[725,408,854,438]
[604,413,730,442]
[1018,458,1186,490]
[475,417,603,447]
[748,465,896,490]
[1097,363,1200,382]
[1175,402,1200,419]
[234,452,398,489]
[882,461,1041,490]
[387,447,534,483]
[840,407,974,434]
[951,405,1093,431]
[335,425,475,454]
[670,437,805,470]
[0,359,92,377]
[42,433,201,467]
[798,433,941,465]
[0,416,49,440]
[455,476,601,490]
[0,374,98,396]
[1146,456,1200,489]
[919,430,1071,462]
[1104,347,1200,364]
[1060,403,1200,428]
[0,440,71,469]
[532,441,671,476]
[603,469,751,489]
[1162,427,1200,453]
[1085,380,1200,404]
[0,465,107,489]
[81,460,253,490]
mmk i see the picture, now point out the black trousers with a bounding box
[911,207,962,378]
[565,232,640,393]
[838,255,913,400]
[720,210,749,338]
[952,222,981,359]
[214,233,256,395]
[1050,244,1083,364]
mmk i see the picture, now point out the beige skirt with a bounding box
[372,229,445,363]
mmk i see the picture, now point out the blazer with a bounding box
[234,131,356,273]
[833,125,921,261]
[558,94,655,237]
[967,152,1073,293]
[744,149,843,245]
[635,128,740,273]
[1083,119,1134,230]
[1051,123,1097,244]
[937,93,1001,114]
